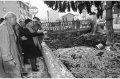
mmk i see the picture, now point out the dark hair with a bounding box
[0,18,4,23]
[24,18,32,25]
[33,17,40,21]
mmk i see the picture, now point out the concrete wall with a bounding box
[41,42,74,78]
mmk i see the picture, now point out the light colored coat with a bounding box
[0,21,21,78]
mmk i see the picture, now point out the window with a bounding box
[2,1,5,4]
[19,2,21,8]
[20,10,22,14]
[3,7,6,12]
[23,4,25,10]
[20,2,23,9]
[19,15,21,18]
[21,3,23,8]
[17,1,19,4]
[27,7,28,11]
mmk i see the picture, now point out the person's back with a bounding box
[89,12,98,34]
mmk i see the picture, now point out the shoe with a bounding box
[32,68,39,72]
[22,73,28,76]
[24,60,29,64]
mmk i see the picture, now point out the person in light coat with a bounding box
[0,12,22,78]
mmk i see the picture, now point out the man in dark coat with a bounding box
[33,17,44,58]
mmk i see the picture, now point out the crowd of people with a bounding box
[0,12,46,78]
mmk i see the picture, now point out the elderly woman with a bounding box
[22,18,44,71]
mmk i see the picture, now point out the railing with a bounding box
[41,42,74,78]
[41,20,92,32]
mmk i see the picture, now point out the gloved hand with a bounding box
[37,29,44,33]
[43,31,47,34]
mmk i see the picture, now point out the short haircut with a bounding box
[24,18,32,25]
[33,17,40,21]
[4,12,16,20]
[0,18,4,22]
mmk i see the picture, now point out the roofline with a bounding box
[62,13,75,18]
[20,0,31,7]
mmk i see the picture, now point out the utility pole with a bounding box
[47,10,49,22]
[34,15,35,18]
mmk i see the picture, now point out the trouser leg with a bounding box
[30,58,37,70]
[23,54,29,64]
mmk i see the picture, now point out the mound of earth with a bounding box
[54,46,120,78]
[46,33,106,50]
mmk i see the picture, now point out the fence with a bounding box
[41,20,92,32]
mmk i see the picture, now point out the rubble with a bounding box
[22,58,50,78]
[45,32,120,78]
[54,46,120,78]
[46,33,107,50]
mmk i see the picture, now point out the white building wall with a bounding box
[0,1,19,21]
[0,1,32,22]
[48,10,59,22]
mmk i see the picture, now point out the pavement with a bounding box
[22,58,50,78]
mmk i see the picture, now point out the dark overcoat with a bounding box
[20,28,43,58]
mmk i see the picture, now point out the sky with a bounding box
[22,0,79,20]
[23,0,51,19]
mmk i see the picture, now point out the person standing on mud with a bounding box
[90,12,97,34]
[90,5,98,35]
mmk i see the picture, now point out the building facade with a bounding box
[0,1,32,22]
[62,13,75,22]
